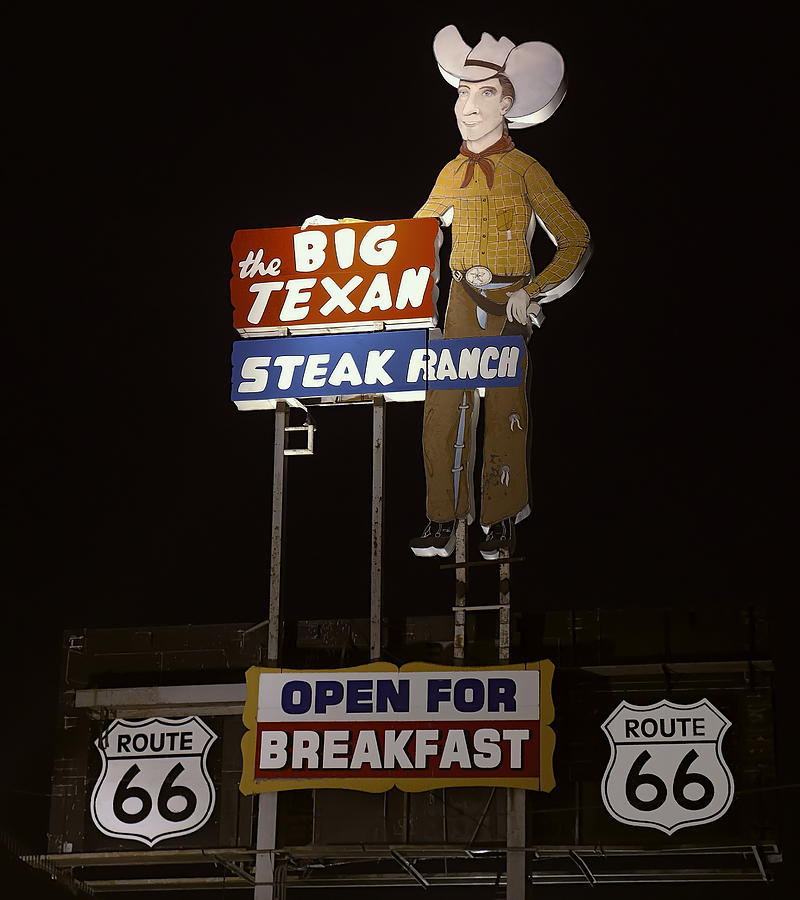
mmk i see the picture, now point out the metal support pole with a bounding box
[254,792,278,900]
[370,397,385,661]
[454,520,468,664]
[507,787,526,895]
[257,402,288,900]
[499,550,526,899]
[268,402,288,666]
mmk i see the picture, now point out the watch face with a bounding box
[465,266,492,287]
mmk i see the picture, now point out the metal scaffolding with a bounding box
[28,843,781,891]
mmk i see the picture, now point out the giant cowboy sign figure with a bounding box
[304,25,591,560]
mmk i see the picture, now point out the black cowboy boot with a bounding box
[477,517,516,560]
[409,519,457,558]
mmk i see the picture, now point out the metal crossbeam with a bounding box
[568,849,596,885]
[34,842,781,867]
[391,850,431,888]
[70,657,773,718]
[452,604,502,612]
[212,854,256,885]
[441,555,526,570]
[77,866,776,890]
[74,684,247,718]
[30,844,779,891]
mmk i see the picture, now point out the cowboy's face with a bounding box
[455,78,512,143]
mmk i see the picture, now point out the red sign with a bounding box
[231,219,440,337]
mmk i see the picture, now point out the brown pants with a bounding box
[422,279,531,526]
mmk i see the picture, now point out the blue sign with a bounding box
[231,330,525,408]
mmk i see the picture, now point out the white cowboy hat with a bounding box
[433,24,566,128]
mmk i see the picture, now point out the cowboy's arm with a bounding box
[414,166,455,225]
[522,160,592,302]
[414,198,453,225]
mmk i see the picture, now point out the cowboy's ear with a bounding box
[500,96,513,114]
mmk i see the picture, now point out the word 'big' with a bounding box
[239,225,400,278]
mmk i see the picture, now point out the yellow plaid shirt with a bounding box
[414,148,590,299]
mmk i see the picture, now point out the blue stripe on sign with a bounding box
[231,331,525,404]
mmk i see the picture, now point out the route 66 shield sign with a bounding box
[90,716,217,847]
[601,699,734,835]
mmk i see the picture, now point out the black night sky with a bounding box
[5,3,795,896]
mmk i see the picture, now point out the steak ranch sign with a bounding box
[232,331,525,408]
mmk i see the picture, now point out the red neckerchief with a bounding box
[459,133,515,189]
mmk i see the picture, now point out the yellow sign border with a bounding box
[239,660,554,795]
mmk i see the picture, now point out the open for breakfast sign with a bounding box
[239,661,555,794]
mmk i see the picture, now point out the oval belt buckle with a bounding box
[464,266,492,288]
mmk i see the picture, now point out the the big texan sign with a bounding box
[231,219,441,336]
[239,662,554,794]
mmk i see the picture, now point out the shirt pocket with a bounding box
[496,206,514,238]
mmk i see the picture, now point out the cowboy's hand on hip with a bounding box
[506,288,532,324]
[301,214,338,229]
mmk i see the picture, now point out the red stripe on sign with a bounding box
[254,720,540,779]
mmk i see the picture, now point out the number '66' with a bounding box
[625,749,714,812]
[113,762,197,824]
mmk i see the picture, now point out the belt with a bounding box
[453,270,528,318]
